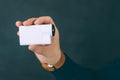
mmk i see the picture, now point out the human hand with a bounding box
[16,16,62,65]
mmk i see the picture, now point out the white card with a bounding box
[19,24,52,45]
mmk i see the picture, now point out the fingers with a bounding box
[34,16,55,25]
[15,18,37,27]
[23,18,37,26]
[16,21,23,27]
[16,16,54,27]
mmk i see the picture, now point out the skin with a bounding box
[16,16,62,65]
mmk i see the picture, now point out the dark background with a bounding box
[0,0,120,80]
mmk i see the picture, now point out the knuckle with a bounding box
[46,16,52,18]
[29,17,36,21]
[39,16,52,20]
[23,17,36,25]
[23,21,27,25]
[28,17,36,20]
[46,16,52,20]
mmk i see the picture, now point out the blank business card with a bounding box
[19,24,52,45]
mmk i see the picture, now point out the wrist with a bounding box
[38,53,61,65]
[35,49,62,65]
[41,51,65,71]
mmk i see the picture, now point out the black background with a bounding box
[0,0,120,80]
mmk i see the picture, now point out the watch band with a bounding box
[41,52,65,72]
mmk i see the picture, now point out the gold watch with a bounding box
[41,52,65,72]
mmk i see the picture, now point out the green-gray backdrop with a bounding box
[0,0,120,80]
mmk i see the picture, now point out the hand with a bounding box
[16,16,62,65]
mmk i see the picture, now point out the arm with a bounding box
[52,53,94,80]
[16,16,94,80]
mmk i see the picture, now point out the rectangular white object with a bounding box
[19,24,52,45]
